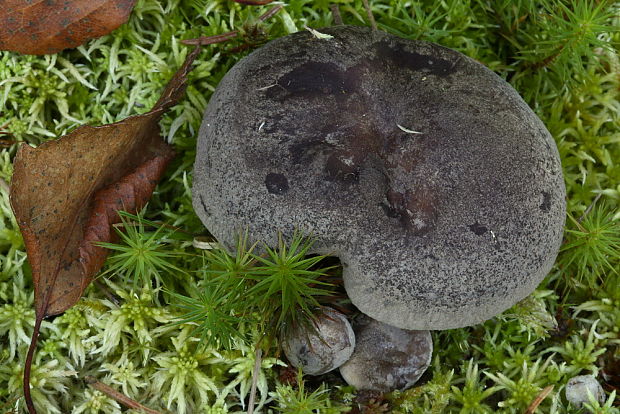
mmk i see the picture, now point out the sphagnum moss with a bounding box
[1,0,620,413]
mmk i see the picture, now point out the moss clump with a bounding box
[1,0,620,413]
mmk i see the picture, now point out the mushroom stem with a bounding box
[362,0,377,32]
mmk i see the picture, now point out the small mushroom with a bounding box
[339,315,432,392]
[282,307,355,375]
[193,25,566,330]
[565,375,605,409]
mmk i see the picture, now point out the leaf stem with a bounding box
[23,315,43,414]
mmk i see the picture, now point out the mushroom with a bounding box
[282,307,355,375]
[565,375,606,409]
[339,315,432,392]
[193,25,566,330]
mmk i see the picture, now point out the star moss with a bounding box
[1,0,619,413]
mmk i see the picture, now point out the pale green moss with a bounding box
[0,0,619,413]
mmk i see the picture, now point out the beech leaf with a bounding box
[0,0,137,55]
[9,47,199,414]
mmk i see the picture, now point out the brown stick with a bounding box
[84,376,163,414]
[330,4,343,25]
[362,0,377,31]
[181,6,282,46]
[523,385,554,414]
[257,5,283,22]
[0,139,17,147]
[181,31,238,46]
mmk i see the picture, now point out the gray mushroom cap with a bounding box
[565,375,606,409]
[339,315,432,392]
[282,307,355,375]
[192,25,566,330]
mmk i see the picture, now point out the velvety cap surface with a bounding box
[193,25,566,330]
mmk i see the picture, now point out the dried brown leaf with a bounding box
[0,0,137,55]
[9,47,200,413]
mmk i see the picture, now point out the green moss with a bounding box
[1,0,619,413]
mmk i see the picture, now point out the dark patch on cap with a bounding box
[289,136,331,165]
[469,222,487,235]
[267,61,357,102]
[374,41,457,77]
[382,188,437,234]
[325,150,361,183]
[265,173,289,195]
[540,191,551,212]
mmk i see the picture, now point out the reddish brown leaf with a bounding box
[9,47,200,414]
[0,0,137,55]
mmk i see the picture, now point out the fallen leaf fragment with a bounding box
[524,385,554,414]
[304,26,335,40]
[10,46,200,414]
[0,0,137,55]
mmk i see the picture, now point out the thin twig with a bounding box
[181,31,238,46]
[528,44,564,70]
[233,0,274,4]
[85,376,163,414]
[181,6,282,46]
[578,192,603,223]
[0,139,17,147]
[362,0,377,31]
[523,385,554,414]
[330,4,343,25]
[257,5,283,22]
[247,346,263,414]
